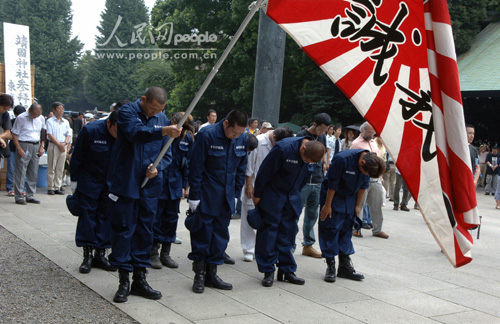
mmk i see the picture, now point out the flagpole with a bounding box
[141,0,267,188]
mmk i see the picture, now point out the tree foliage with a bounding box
[0,0,82,113]
[448,0,488,54]
[83,0,150,107]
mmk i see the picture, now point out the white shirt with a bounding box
[327,135,342,161]
[46,116,70,142]
[11,111,46,142]
[242,132,274,204]
[198,121,212,131]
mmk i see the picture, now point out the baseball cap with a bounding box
[261,122,273,129]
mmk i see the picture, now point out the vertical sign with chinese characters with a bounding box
[3,22,32,107]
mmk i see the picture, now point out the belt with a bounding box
[19,141,40,145]
[370,178,380,183]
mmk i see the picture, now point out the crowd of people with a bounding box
[1,89,415,303]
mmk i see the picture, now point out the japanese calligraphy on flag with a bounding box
[264,0,480,267]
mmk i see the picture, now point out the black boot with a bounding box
[151,243,162,269]
[205,263,233,290]
[113,269,130,303]
[192,260,206,294]
[79,246,93,274]
[93,249,117,271]
[337,253,364,281]
[130,267,162,300]
[277,269,305,285]
[324,258,336,283]
[262,271,274,287]
[160,243,178,268]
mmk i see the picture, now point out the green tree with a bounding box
[448,0,488,54]
[65,51,95,112]
[150,0,258,119]
[0,0,82,112]
[83,0,150,108]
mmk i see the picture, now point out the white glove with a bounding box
[189,200,200,212]
[70,181,78,194]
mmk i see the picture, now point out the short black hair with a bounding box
[362,152,386,178]
[333,124,342,131]
[247,133,258,152]
[248,117,258,126]
[304,141,326,163]
[313,113,331,126]
[465,124,475,129]
[71,112,78,118]
[273,127,294,142]
[52,102,64,110]
[114,99,131,110]
[79,112,84,116]
[226,109,248,128]
[145,87,167,105]
[14,105,26,116]
[108,110,119,126]
[207,109,217,117]
[0,94,14,108]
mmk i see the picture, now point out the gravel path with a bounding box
[0,225,138,324]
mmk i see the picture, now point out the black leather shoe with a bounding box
[192,261,206,293]
[160,243,179,268]
[15,199,26,205]
[47,190,54,195]
[130,268,162,300]
[205,263,232,290]
[262,272,274,287]
[277,269,305,285]
[337,253,364,281]
[54,190,65,195]
[113,269,130,303]
[93,249,117,271]
[26,198,41,204]
[223,252,235,265]
[79,246,93,274]
[324,258,336,283]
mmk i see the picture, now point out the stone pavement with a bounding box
[1,187,500,324]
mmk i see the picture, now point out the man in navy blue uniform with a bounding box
[187,109,249,294]
[319,150,385,283]
[151,112,194,269]
[70,110,119,274]
[253,137,325,287]
[107,87,181,303]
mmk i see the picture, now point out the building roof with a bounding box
[458,22,500,92]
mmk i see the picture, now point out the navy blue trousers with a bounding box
[153,198,180,243]
[75,190,111,249]
[108,195,158,271]
[318,211,355,258]
[255,201,299,273]
[188,201,231,265]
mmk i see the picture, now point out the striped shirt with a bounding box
[46,116,70,142]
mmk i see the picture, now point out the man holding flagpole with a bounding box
[106,87,181,303]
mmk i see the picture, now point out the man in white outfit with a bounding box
[240,127,294,261]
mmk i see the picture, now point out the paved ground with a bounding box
[1,187,500,324]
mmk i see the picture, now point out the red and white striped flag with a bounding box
[264,0,480,267]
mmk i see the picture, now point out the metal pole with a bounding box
[251,9,286,128]
[141,0,267,188]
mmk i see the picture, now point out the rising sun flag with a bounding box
[263,0,480,267]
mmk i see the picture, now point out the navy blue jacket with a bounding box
[160,132,194,200]
[188,120,248,216]
[70,119,114,199]
[320,149,370,215]
[253,137,313,217]
[107,99,172,199]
